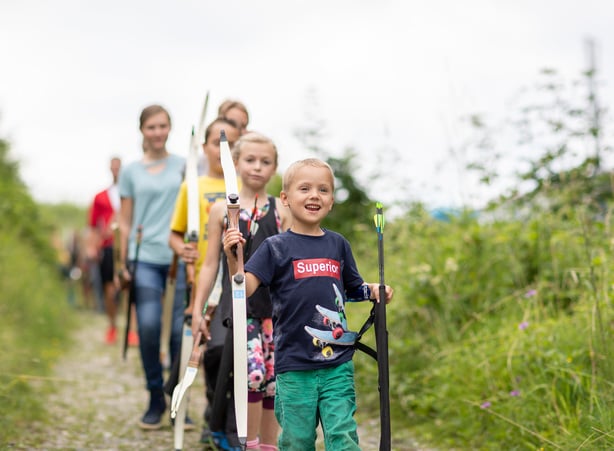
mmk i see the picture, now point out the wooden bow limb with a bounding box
[170,93,209,450]
[220,129,248,448]
[170,328,202,419]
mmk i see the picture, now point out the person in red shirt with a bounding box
[88,157,138,345]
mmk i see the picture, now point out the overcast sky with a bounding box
[1,0,613,210]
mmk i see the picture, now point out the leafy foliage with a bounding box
[351,203,614,450]
[350,57,614,449]
[458,58,612,216]
[0,139,57,265]
[0,136,76,445]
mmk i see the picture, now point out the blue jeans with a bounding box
[133,261,186,391]
[275,361,360,451]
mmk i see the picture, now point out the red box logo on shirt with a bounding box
[293,258,341,280]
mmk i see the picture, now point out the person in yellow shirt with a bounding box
[170,118,240,275]
[168,116,240,443]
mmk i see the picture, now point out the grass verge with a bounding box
[0,230,76,446]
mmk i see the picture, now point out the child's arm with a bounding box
[169,230,199,266]
[346,283,394,304]
[367,283,394,304]
[222,226,262,298]
[191,201,224,339]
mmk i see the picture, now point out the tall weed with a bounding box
[0,138,76,446]
[353,202,614,449]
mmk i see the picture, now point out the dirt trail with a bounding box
[18,311,427,450]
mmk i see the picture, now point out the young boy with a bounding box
[168,117,240,441]
[223,158,394,450]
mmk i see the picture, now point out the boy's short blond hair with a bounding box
[282,158,335,192]
[231,132,278,167]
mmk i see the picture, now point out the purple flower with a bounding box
[480,401,491,409]
[510,390,520,397]
[524,289,537,298]
[518,321,529,330]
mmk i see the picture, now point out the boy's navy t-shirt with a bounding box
[245,229,364,373]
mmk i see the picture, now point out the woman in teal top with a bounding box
[118,104,186,430]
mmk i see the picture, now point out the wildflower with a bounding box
[566,356,573,363]
[444,257,458,273]
[409,263,432,283]
[430,275,442,286]
[409,263,432,274]
[518,321,529,330]
[509,390,520,397]
[524,289,537,298]
[480,401,491,409]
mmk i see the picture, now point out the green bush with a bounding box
[0,138,76,445]
[351,201,614,449]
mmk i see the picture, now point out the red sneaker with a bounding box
[128,330,140,347]
[105,327,117,345]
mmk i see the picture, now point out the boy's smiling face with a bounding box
[281,165,334,233]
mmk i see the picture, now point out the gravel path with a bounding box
[17,311,428,450]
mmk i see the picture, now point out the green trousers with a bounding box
[275,360,360,451]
